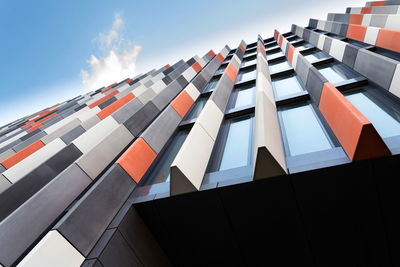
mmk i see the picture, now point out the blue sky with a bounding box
[0,0,365,125]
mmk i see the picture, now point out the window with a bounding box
[345,91,400,139]
[145,129,190,185]
[279,103,334,156]
[203,78,219,92]
[245,47,257,55]
[214,64,226,76]
[207,116,254,172]
[184,96,209,121]
[241,57,257,68]
[236,68,256,83]
[294,43,314,51]
[229,84,255,109]
[304,51,330,63]
[272,75,305,99]
[267,51,284,61]
[317,62,361,85]
[269,60,291,74]
[266,45,280,51]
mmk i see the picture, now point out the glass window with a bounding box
[304,51,330,63]
[267,51,284,61]
[145,129,190,185]
[214,65,226,75]
[230,84,255,109]
[236,68,256,83]
[345,91,400,138]
[241,57,257,68]
[219,117,253,171]
[269,60,291,74]
[279,104,333,156]
[184,96,209,120]
[317,63,361,85]
[204,78,219,92]
[272,75,305,99]
[295,43,314,51]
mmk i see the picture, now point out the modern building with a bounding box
[1,0,400,266]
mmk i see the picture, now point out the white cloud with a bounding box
[81,13,141,90]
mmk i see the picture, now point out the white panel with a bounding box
[385,15,400,30]
[72,116,119,154]
[364,26,380,45]
[184,83,200,101]
[317,20,326,31]
[350,7,362,14]
[182,67,197,81]
[389,64,400,98]
[196,101,224,140]
[317,34,326,50]
[3,138,66,183]
[329,39,346,61]
[362,14,372,26]
[17,230,84,267]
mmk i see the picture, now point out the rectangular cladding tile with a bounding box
[0,164,91,267]
[318,82,391,161]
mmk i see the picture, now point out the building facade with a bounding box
[1,0,400,266]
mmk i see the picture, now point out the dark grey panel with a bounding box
[98,97,117,110]
[12,131,46,152]
[151,80,182,111]
[82,259,104,267]
[112,98,143,124]
[303,29,312,42]
[60,125,86,145]
[295,55,312,86]
[210,75,234,112]
[0,164,91,267]
[323,37,333,53]
[176,75,188,88]
[332,22,348,36]
[141,106,181,154]
[54,164,135,256]
[192,74,208,92]
[0,144,83,221]
[123,101,161,136]
[354,49,397,90]
[342,44,360,69]
[305,67,328,105]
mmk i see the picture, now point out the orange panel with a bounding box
[224,64,239,83]
[288,45,295,63]
[370,1,385,6]
[349,14,364,25]
[376,28,400,53]
[319,82,390,161]
[361,6,372,14]
[208,50,216,58]
[26,123,43,133]
[125,79,133,84]
[97,93,135,120]
[346,24,367,42]
[191,62,202,73]
[170,90,194,118]
[88,90,119,109]
[274,29,278,40]
[165,64,171,68]
[116,138,157,183]
[101,86,113,94]
[36,112,57,124]
[216,53,224,63]
[1,140,45,169]
[278,35,283,47]
[239,44,246,53]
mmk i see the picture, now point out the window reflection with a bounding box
[267,51,284,61]
[236,68,256,83]
[230,84,255,109]
[241,57,257,68]
[272,75,305,99]
[204,78,219,92]
[269,60,291,74]
[346,91,400,138]
[145,130,190,185]
[279,103,333,156]
[317,63,361,85]
[184,96,209,121]
[219,117,253,171]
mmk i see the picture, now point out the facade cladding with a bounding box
[2,0,400,266]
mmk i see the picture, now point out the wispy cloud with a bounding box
[80,13,141,90]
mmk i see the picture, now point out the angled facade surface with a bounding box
[1,0,400,266]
